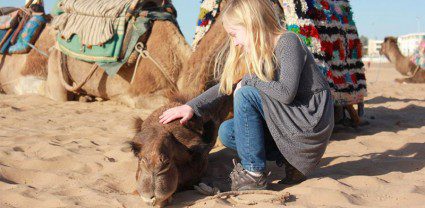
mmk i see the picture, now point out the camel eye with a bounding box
[157,160,171,175]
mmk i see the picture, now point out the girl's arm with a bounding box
[186,83,231,120]
[242,33,307,104]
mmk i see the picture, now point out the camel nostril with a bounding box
[151,197,157,206]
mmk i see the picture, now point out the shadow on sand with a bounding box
[332,104,425,140]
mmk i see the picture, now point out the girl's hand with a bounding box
[159,105,194,125]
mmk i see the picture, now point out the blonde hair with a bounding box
[214,0,285,94]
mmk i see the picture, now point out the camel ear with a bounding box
[133,117,144,133]
[164,133,192,162]
[129,141,143,157]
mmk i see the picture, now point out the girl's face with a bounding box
[223,22,249,52]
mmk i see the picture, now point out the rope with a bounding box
[185,190,290,207]
[23,39,49,58]
[131,42,178,91]
[409,65,422,78]
[135,159,142,181]
[58,51,98,92]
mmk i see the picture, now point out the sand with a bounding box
[0,63,424,207]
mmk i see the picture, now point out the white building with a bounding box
[367,39,384,57]
[398,33,425,57]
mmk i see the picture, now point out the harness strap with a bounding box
[59,51,98,92]
[410,65,422,78]
[131,42,178,91]
[136,159,142,181]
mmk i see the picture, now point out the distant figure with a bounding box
[380,36,425,83]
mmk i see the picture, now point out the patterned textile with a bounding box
[411,38,425,69]
[53,0,178,76]
[97,11,177,76]
[0,1,46,55]
[192,0,366,105]
[0,29,13,53]
[192,0,220,49]
[52,0,133,46]
[52,0,133,63]
[8,14,46,54]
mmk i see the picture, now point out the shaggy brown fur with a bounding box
[380,36,425,83]
[175,2,229,98]
[21,22,54,78]
[130,101,217,207]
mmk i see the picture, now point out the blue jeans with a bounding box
[218,86,282,172]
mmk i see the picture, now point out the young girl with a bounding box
[159,0,334,191]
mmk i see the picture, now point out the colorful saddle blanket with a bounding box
[52,0,178,76]
[52,0,134,63]
[411,38,425,69]
[0,10,47,54]
[193,0,366,106]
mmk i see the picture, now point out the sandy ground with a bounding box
[0,63,424,207]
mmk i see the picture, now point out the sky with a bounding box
[2,0,424,43]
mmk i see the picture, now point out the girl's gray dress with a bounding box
[187,32,334,175]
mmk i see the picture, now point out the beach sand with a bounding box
[1,63,424,207]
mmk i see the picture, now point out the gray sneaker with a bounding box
[229,159,268,191]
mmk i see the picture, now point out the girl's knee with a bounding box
[218,120,234,148]
[234,86,262,111]
[234,86,257,101]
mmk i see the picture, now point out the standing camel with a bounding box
[380,36,425,83]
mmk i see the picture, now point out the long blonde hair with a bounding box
[215,0,285,94]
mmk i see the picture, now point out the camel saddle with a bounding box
[411,38,425,69]
[0,1,46,54]
[52,0,177,76]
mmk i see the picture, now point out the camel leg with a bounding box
[395,76,425,84]
[357,102,364,117]
[46,49,68,101]
[346,104,360,127]
[395,77,412,83]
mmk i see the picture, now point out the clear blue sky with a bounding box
[2,0,424,42]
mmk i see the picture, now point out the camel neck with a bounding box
[387,44,405,63]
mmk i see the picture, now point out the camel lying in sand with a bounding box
[130,93,231,207]
[130,102,214,207]
[46,18,192,111]
[380,37,425,83]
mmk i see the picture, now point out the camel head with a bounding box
[129,100,215,207]
[130,124,180,207]
[380,36,398,56]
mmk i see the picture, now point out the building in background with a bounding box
[367,39,384,57]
